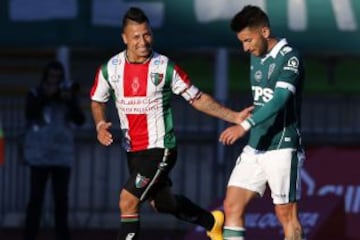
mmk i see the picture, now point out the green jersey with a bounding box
[244,39,304,151]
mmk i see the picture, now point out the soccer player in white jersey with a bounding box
[219,5,305,240]
[90,7,253,240]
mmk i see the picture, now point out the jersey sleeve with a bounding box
[276,49,302,94]
[169,63,201,103]
[242,88,292,129]
[90,64,111,103]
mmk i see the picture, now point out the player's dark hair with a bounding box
[230,5,270,33]
[41,60,64,84]
[122,7,149,32]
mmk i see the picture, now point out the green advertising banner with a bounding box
[1,0,360,54]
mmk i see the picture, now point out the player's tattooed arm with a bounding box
[191,93,253,124]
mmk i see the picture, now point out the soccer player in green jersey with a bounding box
[219,5,305,240]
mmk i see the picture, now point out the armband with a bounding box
[181,85,201,103]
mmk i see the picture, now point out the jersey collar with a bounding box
[125,50,153,64]
[260,38,288,63]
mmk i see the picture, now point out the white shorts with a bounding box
[227,145,305,204]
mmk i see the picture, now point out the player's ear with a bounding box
[121,33,127,44]
[261,26,270,39]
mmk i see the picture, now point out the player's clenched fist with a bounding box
[219,125,246,145]
[96,121,113,146]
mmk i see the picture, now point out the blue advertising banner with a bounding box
[1,0,360,54]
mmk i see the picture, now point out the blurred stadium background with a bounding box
[1,1,360,239]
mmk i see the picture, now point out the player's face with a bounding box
[236,26,269,57]
[122,21,153,62]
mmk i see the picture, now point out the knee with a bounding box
[275,204,294,224]
[223,198,232,214]
[119,191,139,213]
[223,197,245,218]
[152,195,177,214]
[275,206,287,221]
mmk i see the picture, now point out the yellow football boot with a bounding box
[206,210,224,240]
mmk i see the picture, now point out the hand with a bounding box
[236,105,254,124]
[96,122,113,146]
[219,125,246,145]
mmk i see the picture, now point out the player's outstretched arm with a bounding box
[191,92,253,124]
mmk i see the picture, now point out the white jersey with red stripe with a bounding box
[90,51,201,152]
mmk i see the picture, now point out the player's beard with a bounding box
[257,38,268,57]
